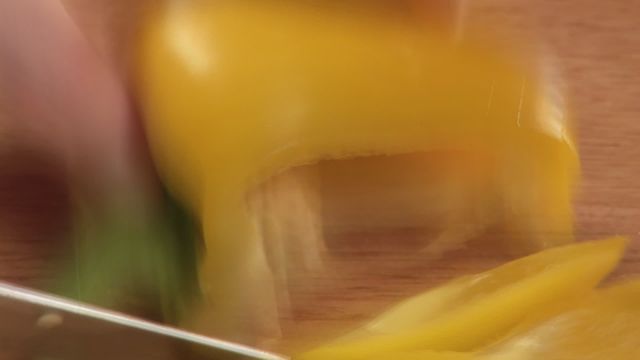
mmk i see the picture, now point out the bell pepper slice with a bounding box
[135,0,579,341]
[483,279,640,360]
[298,237,626,359]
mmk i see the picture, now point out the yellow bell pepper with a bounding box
[135,0,578,341]
[359,279,640,360]
[297,237,626,359]
[368,351,473,360]
[481,279,640,360]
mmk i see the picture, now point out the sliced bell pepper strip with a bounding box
[298,238,626,359]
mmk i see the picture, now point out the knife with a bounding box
[0,281,288,360]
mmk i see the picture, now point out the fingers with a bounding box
[61,0,150,74]
[0,0,142,194]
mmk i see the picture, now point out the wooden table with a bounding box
[0,0,639,352]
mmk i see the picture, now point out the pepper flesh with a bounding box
[136,0,579,341]
[297,237,625,359]
[351,280,640,360]
[482,279,640,360]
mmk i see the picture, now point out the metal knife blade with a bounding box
[0,282,288,360]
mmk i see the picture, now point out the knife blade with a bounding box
[0,281,288,360]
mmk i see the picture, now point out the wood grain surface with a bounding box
[0,0,639,351]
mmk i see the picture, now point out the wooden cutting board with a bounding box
[0,0,638,351]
